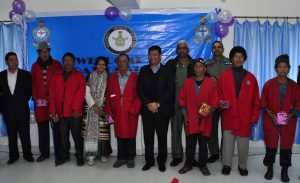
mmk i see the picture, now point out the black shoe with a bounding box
[192,159,198,167]
[222,166,231,175]
[178,166,192,174]
[170,158,182,167]
[238,166,248,176]
[281,166,290,182]
[200,166,211,176]
[24,156,35,162]
[158,164,166,172]
[142,163,154,171]
[264,165,273,180]
[77,157,84,166]
[113,159,127,168]
[7,157,19,165]
[55,157,70,166]
[207,154,220,163]
[36,155,49,162]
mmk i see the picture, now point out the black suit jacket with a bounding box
[137,64,174,118]
[0,69,32,121]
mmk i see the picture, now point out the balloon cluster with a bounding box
[104,6,132,21]
[9,0,36,25]
[206,9,234,39]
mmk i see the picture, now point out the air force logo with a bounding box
[194,17,212,44]
[32,20,50,46]
[104,26,136,54]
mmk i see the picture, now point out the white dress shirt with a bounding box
[7,69,18,95]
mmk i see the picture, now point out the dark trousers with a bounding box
[142,113,170,165]
[263,147,292,167]
[3,115,32,159]
[59,117,83,159]
[208,111,221,156]
[185,133,208,168]
[37,120,61,158]
[117,138,136,160]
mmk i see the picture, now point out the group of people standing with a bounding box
[0,40,300,182]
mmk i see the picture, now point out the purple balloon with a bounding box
[226,18,235,26]
[9,10,18,20]
[12,0,26,14]
[105,7,119,20]
[215,23,229,38]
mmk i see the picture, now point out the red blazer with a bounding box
[49,69,86,118]
[218,69,260,137]
[178,77,219,137]
[261,77,300,149]
[31,60,62,122]
[105,72,141,138]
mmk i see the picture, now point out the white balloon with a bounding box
[12,14,23,25]
[218,9,233,23]
[23,10,36,22]
[206,12,218,23]
[119,8,132,21]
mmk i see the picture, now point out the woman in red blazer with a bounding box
[261,55,300,182]
[177,58,219,175]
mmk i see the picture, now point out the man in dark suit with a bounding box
[138,45,174,172]
[0,52,34,164]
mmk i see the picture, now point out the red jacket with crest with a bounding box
[178,77,219,137]
[261,77,300,149]
[49,69,86,118]
[105,72,141,138]
[218,69,260,137]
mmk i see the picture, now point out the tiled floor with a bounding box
[0,150,300,183]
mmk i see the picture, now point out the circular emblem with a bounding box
[104,26,136,54]
[32,27,50,42]
[193,24,212,44]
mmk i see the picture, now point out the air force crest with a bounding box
[32,20,50,46]
[194,17,212,44]
[104,26,136,54]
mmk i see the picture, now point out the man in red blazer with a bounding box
[49,52,86,166]
[31,42,63,162]
[106,53,141,168]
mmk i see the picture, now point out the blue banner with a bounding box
[26,9,216,75]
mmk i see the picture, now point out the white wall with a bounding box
[1,0,300,154]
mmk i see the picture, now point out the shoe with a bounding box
[7,157,19,165]
[36,155,49,162]
[158,164,166,172]
[238,166,248,176]
[199,166,211,176]
[281,166,290,182]
[24,156,35,162]
[170,158,182,167]
[207,154,220,163]
[77,157,84,166]
[127,160,135,168]
[101,156,108,163]
[264,165,273,180]
[222,166,231,175]
[55,157,70,166]
[192,159,198,167]
[142,163,154,171]
[178,166,192,174]
[87,156,95,166]
[113,159,127,168]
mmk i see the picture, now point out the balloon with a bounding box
[218,9,233,23]
[206,12,218,23]
[9,10,18,20]
[23,10,36,22]
[119,8,132,21]
[225,18,235,26]
[12,0,26,14]
[12,14,23,25]
[215,23,229,38]
[104,6,119,20]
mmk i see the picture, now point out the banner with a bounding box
[26,8,217,75]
